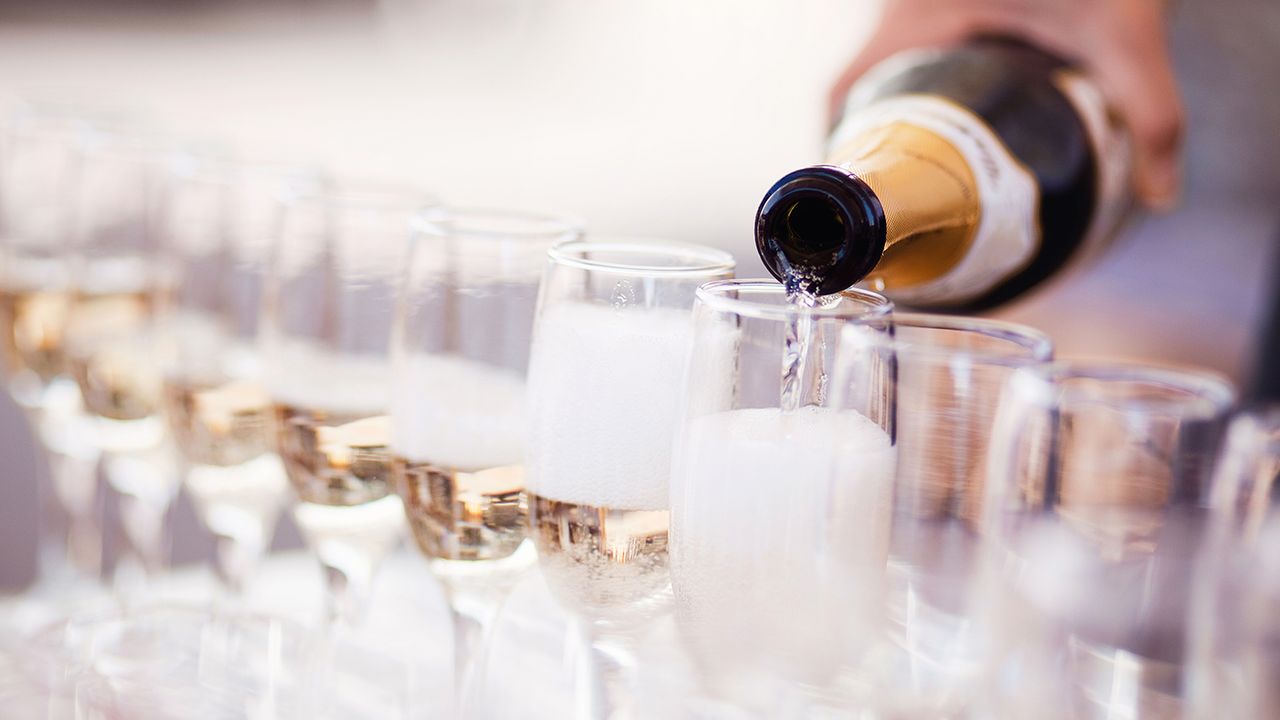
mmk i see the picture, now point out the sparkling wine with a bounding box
[273,406,393,507]
[164,378,273,467]
[671,406,895,687]
[65,288,159,422]
[525,302,698,617]
[394,459,526,562]
[391,355,530,563]
[0,286,71,389]
[527,493,671,618]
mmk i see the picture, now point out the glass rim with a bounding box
[1010,360,1237,416]
[547,239,736,277]
[695,278,893,321]
[412,206,584,242]
[893,312,1053,364]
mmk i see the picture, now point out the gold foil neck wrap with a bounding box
[827,122,981,288]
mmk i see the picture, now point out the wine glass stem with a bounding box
[321,558,372,625]
[448,603,487,717]
[116,490,172,577]
[214,531,264,599]
[104,445,179,587]
[438,576,515,718]
[28,404,104,588]
[571,618,629,720]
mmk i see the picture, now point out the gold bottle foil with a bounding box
[827,122,981,289]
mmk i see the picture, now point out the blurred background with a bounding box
[1,0,1277,587]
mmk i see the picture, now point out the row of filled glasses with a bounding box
[1,102,1278,719]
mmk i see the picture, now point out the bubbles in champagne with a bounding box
[390,355,526,470]
[390,355,530,563]
[526,301,694,510]
[266,349,394,507]
[265,344,390,418]
[670,406,895,688]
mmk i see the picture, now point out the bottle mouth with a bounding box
[755,165,886,296]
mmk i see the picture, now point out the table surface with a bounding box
[0,547,713,719]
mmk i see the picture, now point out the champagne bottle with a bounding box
[756,38,1131,309]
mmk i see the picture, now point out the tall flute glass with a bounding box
[874,313,1052,716]
[1188,407,1280,719]
[0,108,104,592]
[64,128,176,589]
[980,362,1235,718]
[391,207,581,711]
[667,280,895,714]
[525,240,735,719]
[159,157,308,598]
[264,185,432,625]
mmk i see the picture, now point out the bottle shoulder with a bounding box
[841,42,1093,194]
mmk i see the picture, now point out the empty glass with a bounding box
[980,362,1235,717]
[1188,407,1280,719]
[668,279,894,714]
[525,240,734,719]
[264,183,433,624]
[875,313,1052,716]
[391,207,581,711]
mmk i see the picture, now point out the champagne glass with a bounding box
[668,279,895,714]
[980,362,1235,717]
[63,127,176,589]
[391,207,581,711]
[264,184,432,625]
[159,157,313,597]
[0,106,104,592]
[874,313,1052,716]
[525,240,735,719]
[1188,407,1280,719]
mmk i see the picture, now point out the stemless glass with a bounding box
[874,313,1052,716]
[980,362,1235,718]
[159,157,312,597]
[391,207,581,709]
[1188,407,1280,719]
[264,184,432,625]
[668,280,895,714]
[525,240,735,719]
[64,127,177,588]
[0,106,104,590]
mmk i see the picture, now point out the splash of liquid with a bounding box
[780,270,830,413]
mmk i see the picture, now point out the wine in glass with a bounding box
[391,207,581,711]
[668,279,896,714]
[524,240,734,718]
[264,183,433,624]
[0,106,104,592]
[63,127,176,588]
[159,156,314,597]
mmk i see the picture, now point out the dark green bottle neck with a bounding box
[754,165,886,297]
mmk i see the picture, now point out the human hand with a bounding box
[830,0,1182,209]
